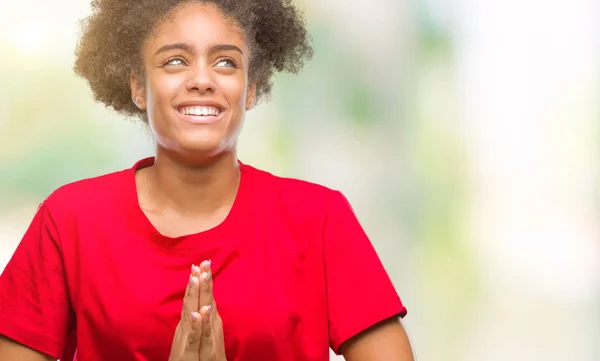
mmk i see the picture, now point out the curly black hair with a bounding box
[73,0,313,119]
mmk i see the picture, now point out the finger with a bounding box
[204,261,220,326]
[199,305,213,359]
[182,264,200,326]
[198,260,213,311]
[183,311,202,359]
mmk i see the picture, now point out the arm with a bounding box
[0,202,74,360]
[323,191,412,358]
[340,318,414,361]
[0,336,56,361]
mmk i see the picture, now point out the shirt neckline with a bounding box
[126,157,250,251]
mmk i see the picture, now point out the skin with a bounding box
[168,261,225,361]
[131,3,256,237]
[0,3,414,360]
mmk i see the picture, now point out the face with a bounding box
[131,2,256,161]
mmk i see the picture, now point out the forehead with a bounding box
[148,3,247,52]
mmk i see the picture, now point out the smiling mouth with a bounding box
[177,106,222,117]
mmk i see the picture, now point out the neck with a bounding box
[142,149,241,216]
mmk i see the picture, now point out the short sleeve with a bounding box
[0,202,74,358]
[324,191,407,354]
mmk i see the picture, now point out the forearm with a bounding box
[341,318,414,361]
[0,335,56,361]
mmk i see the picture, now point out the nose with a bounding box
[185,63,216,93]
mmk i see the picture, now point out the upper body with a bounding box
[0,0,414,360]
[0,157,408,361]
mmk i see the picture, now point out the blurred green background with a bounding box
[1,0,599,360]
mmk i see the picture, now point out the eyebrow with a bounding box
[154,42,244,56]
[211,44,244,55]
[154,42,194,56]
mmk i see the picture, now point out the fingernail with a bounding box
[202,272,211,284]
[191,311,200,322]
[191,264,195,275]
[202,305,212,314]
[207,259,211,270]
[189,276,197,287]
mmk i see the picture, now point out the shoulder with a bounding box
[42,167,131,216]
[239,162,359,233]
[241,162,342,210]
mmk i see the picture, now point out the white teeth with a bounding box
[180,106,221,116]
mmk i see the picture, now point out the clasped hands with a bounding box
[168,260,227,361]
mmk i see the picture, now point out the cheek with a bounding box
[148,73,182,107]
[145,76,178,137]
[219,71,248,100]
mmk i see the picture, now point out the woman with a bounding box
[0,1,414,360]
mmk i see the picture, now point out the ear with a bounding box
[245,82,257,110]
[130,72,147,110]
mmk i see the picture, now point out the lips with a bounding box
[178,105,221,116]
[175,101,226,124]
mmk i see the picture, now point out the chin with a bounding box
[174,135,232,159]
[157,121,239,161]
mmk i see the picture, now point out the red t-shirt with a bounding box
[0,158,406,361]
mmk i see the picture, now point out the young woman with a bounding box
[0,1,413,360]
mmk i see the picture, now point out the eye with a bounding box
[215,58,237,68]
[163,57,186,66]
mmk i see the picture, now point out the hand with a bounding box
[167,265,204,361]
[197,260,227,361]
